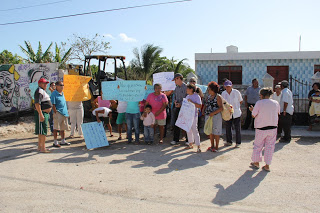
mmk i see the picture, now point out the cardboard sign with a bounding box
[102,80,146,101]
[175,98,196,132]
[153,72,176,91]
[63,75,92,102]
[81,122,109,149]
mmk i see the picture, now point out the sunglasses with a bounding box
[57,84,64,86]
[189,80,196,83]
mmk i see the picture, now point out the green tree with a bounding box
[131,44,163,81]
[0,50,24,64]
[53,42,72,69]
[19,41,53,63]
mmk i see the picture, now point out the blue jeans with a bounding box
[125,113,140,143]
[144,126,154,143]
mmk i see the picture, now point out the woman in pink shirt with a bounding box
[145,84,168,144]
[249,88,280,172]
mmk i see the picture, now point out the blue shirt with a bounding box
[126,101,140,114]
[51,90,69,117]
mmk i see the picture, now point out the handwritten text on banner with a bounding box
[175,98,195,132]
[153,72,176,91]
[63,75,92,102]
[102,80,146,101]
[81,122,109,149]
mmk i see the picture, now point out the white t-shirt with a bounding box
[117,101,127,113]
[92,107,111,117]
[271,92,281,104]
[280,88,294,115]
[221,89,243,118]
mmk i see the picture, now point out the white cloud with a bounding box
[119,33,137,43]
[103,34,115,39]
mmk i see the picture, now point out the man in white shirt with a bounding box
[278,80,294,142]
[221,80,243,147]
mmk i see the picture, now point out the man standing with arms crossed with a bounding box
[243,78,260,130]
[170,73,187,145]
[34,78,52,153]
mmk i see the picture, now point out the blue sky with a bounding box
[1,0,320,70]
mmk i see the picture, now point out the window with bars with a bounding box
[218,66,242,84]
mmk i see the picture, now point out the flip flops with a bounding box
[262,166,270,172]
[250,162,260,169]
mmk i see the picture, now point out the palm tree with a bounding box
[54,42,72,69]
[131,44,163,81]
[19,41,53,63]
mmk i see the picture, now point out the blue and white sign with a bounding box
[81,122,109,149]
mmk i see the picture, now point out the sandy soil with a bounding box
[0,117,319,212]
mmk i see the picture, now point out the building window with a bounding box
[314,65,320,74]
[218,66,242,84]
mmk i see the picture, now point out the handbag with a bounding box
[204,116,213,135]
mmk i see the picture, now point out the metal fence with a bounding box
[289,75,312,125]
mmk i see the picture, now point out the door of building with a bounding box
[267,66,289,86]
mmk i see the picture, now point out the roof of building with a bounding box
[195,51,320,61]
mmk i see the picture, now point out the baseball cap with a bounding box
[224,80,232,87]
[38,78,49,84]
[172,73,183,81]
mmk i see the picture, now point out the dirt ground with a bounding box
[0,116,319,212]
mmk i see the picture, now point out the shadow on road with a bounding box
[212,169,268,206]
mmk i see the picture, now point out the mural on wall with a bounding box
[0,63,60,113]
[0,65,20,112]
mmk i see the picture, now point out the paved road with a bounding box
[0,132,319,212]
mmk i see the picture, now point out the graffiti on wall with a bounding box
[0,65,20,112]
[0,63,60,113]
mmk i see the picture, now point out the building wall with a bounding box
[196,58,320,85]
[0,63,60,113]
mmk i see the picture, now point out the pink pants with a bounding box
[187,116,201,146]
[251,129,277,165]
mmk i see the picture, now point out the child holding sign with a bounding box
[140,105,155,145]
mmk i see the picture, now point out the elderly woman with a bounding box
[145,83,168,143]
[249,88,280,172]
[202,81,223,152]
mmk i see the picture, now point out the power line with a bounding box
[0,0,71,12]
[0,0,192,26]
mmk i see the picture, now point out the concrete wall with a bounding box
[0,63,60,113]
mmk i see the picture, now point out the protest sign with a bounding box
[81,122,109,149]
[63,75,92,102]
[175,98,195,132]
[29,82,52,100]
[144,85,154,100]
[153,72,176,91]
[101,81,119,100]
[196,84,208,93]
[102,80,146,101]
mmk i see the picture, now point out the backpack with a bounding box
[219,95,234,121]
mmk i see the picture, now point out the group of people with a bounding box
[34,73,297,172]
